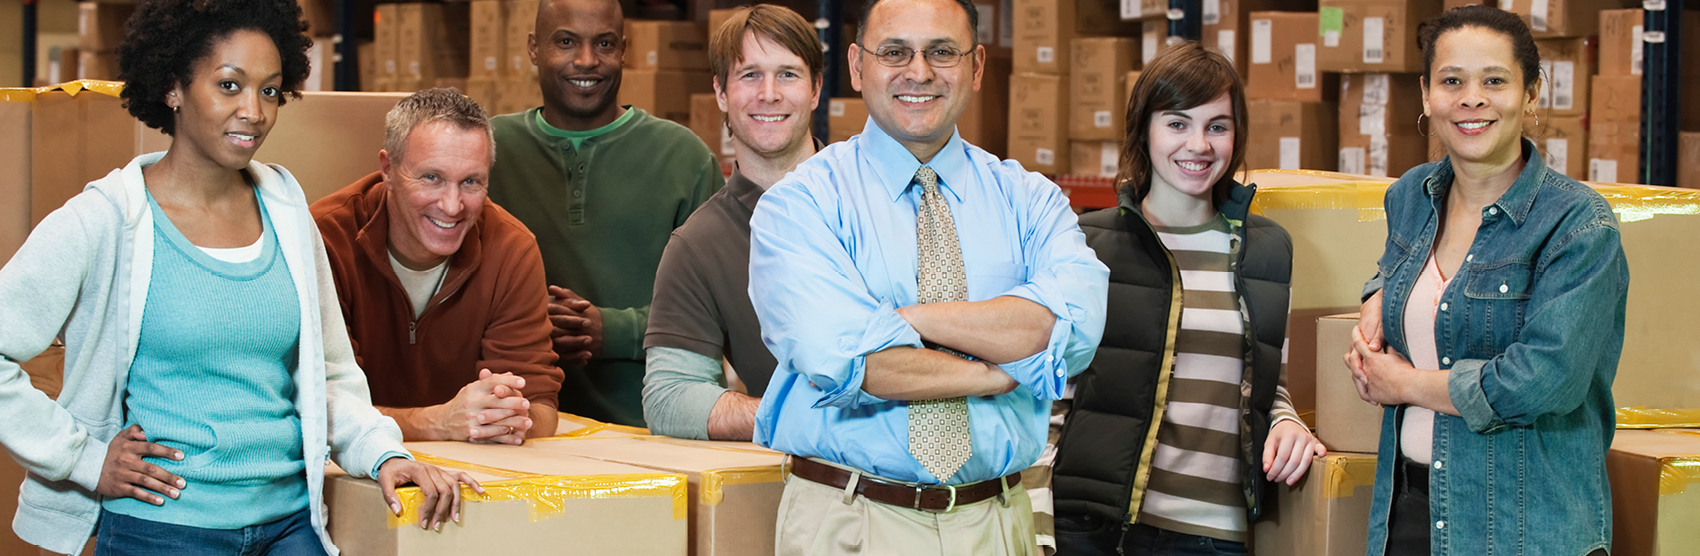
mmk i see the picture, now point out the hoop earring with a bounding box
[1530,112,1538,128]
[1417,113,1430,137]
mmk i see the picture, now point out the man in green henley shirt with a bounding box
[486,0,723,426]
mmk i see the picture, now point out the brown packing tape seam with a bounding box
[383,453,689,527]
[1616,407,1700,429]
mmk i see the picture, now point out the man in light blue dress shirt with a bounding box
[746,0,1109,553]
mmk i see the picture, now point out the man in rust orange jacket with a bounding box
[312,88,562,444]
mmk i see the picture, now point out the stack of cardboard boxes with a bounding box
[1065,38,1137,178]
[1318,0,1440,178]
[1246,11,1339,171]
[369,3,472,94]
[75,2,133,81]
[1007,0,1140,174]
[619,20,712,125]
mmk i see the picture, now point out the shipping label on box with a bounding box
[1008,73,1069,174]
[1253,452,1378,556]
[1119,0,1165,20]
[1509,0,1620,38]
[77,3,135,54]
[327,442,689,556]
[1069,38,1137,141]
[1537,115,1587,180]
[1535,37,1593,116]
[1317,0,1442,73]
[1247,12,1336,103]
[1598,9,1642,77]
[626,21,710,71]
[827,98,870,144]
[1608,430,1700,556]
[1338,73,1426,178]
[470,0,506,79]
[1248,99,1338,172]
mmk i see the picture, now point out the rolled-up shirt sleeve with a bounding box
[749,182,925,410]
[994,169,1109,401]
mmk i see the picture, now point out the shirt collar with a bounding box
[860,118,972,204]
[1422,137,1544,226]
[729,137,827,212]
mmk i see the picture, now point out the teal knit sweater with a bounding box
[102,190,308,528]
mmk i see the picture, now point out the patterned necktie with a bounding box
[908,166,973,483]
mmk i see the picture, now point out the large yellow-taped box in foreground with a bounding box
[1252,452,1377,556]
[325,441,689,555]
[514,436,787,556]
[1607,429,1700,556]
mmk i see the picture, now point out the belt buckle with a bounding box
[916,484,958,513]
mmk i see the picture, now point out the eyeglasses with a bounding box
[858,45,975,68]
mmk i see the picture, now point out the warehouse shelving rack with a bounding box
[1639,0,1685,186]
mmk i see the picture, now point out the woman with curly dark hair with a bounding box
[0,0,480,554]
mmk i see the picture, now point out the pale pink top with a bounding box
[1399,254,1448,465]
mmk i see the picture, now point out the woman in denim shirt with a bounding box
[1343,6,1628,556]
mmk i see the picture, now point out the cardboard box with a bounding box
[619,69,713,124]
[1536,114,1587,180]
[1588,74,1640,184]
[1069,38,1137,141]
[1201,0,1289,78]
[470,0,505,79]
[47,46,80,86]
[1119,0,1165,20]
[1681,132,1700,190]
[1506,0,1620,38]
[326,442,688,555]
[1141,19,1168,67]
[688,93,734,160]
[1252,452,1378,556]
[299,0,336,38]
[373,4,402,91]
[553,411,651,438]
[75,51,117,81]
[1316,0,1443,73]
[707,8,737,37]
[1124,70,1141,108]
[503,0,541,77]
[1599,9,1641,77]
[1337,73,1426,177]
[0,97,28,266]
[463,76,501,114]
[974,1,1014,59]
[359,40,377,92]
[1069,140,1119,178]
[827,97,868,144]
[1535,37,1593,117]
[960,55,1012,157]
[1312,314,1383,453]
[1607,429,1700,556]
[304,41,337,92]
[396,3,472,90]
[625,20,709,71]
[1247,11,1338,103]
[494,75,541,115]
[1011,0,1138,75]
[1248,99,1338,171]
[76,2,134,53]
[29,87,143,227]
[1008,72,1069,174]
[522,436,786,556]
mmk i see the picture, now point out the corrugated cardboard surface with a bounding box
[619,69,713,125]
[827,98,868,144]
[1248,99,1338,171]
[1598,9,1640,77]
[1507,0,1620,38]
[1252,452,1377,556]
[1316,0,1441,73]
[502,0,541,78]
[687,93,731,160]
[1607,429,1700,556]
[75,3,134,54]
[1008,72,1068,174]
[625,20,709,71]
[1069,140,1118,178]
[1534,37,1593,118]
[1336,73,1425,178]
[1535,114,1587,181]
[1202,0,1290,78]
[29,89,145,227]
[1,98,28,266]
[524,437,784,556]
[1680,132,1700,190]
[326,446,688,556]
[960,56,1012,158]
[1010,0,1136,75]
[1247,11,1338,103]
[1068,38,1136,141]
[1588,74,1640,184]
[469,0,506,80]
[1314,314,1382,453]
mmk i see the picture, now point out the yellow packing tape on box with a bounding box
[555,411,651,437]
[1245,169,1700,223]
[1324,455,1378,499]
[699,466,786,506]
[386,453,688,527]
[0,79,126,102]
[1617,407,1700,429]
[1660,458,1700,497]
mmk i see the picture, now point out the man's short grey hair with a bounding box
[383,88,497,165]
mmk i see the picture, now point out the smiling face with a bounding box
[381,121,494,270]
[1145,91,1235,202]
[531,0,625,128]
[1423,26,1538,168]
[716,32,821,159]
[168,29,283,171]
[849,0,983,159]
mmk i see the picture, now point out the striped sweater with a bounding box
[1135,214,1302,542]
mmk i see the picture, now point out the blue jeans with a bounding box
[1055,512,1247,556]
[94,508,327,556]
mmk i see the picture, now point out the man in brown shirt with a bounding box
[313,88,562,444]
[640,5,822,440]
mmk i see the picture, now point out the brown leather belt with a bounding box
[786,456,1021,512]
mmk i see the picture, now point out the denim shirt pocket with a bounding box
[1461,261,1533,354]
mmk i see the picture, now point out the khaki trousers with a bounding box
[775,468,1037,556]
